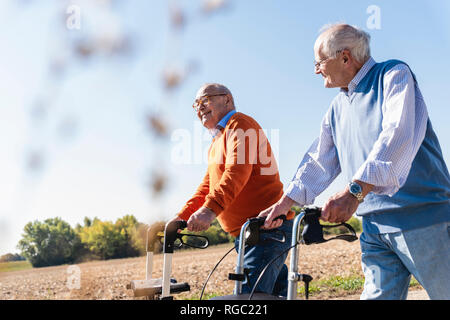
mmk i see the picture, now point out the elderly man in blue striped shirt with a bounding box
[259,23,450,300]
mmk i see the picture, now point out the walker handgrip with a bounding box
[175,220,188,230]
[164,220,187,254]
[303,207,322,218]
[245,215,287,246]
[253,214,287,227]
[301,206,358,244]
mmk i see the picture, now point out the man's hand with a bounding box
[321,181,373,223]
[258,195,295,229]
[187,207,216,232]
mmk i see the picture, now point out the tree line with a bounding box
[14,210,361,268]
[0,253,26,263]
[16,215,234,268]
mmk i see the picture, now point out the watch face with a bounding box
[350,182,362,194]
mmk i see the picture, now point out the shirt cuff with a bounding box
[203,198,224,216]
[285,181,312,207]
[352,160,400,196]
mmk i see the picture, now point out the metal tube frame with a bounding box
[145,228,153,280]
[161,253,173,298]
[233,219,252,295]
[287,211,306,300]
[233,212,308,299]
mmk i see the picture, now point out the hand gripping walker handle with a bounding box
[245,214,287,246]
[301,207,358,244]
[163,220,210,253]
[252,214,287,227]
[164,220,187,254]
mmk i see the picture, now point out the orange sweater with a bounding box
[178,112,294,236]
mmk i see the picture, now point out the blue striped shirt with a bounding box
[286,57,429,205]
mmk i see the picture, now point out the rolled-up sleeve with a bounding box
[352,64,428,196]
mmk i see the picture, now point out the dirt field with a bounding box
[0,239,427,300]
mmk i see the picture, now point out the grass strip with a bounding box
[0,260,32,273]
[298,274,422,298]
[183,275,422,300]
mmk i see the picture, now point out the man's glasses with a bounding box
[314,50,343,70]
[192,94,227,112]
[314,57,332,70]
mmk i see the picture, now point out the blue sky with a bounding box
[1,0,449,255]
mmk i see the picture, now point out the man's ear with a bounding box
[342,49,351,64]
[225,94,232,107]
[343,53,349,63]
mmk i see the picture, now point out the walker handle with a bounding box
[245,215,287,246]
[252,214,287,227]
[163,220,210,252]
[301,207,358,244]
[164,220,187,253]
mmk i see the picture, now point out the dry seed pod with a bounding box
[169,3,185,30]
[147,114,168,137]
[150,172,167,196]
[162,67,183,90]
[202,0,229,14]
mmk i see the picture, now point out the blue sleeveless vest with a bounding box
[329,60,450,233]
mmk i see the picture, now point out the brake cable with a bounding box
[199,215,286,300]
[249,209,358,300]
[199,245,237,300]
[200,209,358,300]
[248,242,299,300]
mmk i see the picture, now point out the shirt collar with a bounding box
[341,57,376,96]
[210,109,236,137]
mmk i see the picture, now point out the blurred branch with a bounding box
[14,0,233,214]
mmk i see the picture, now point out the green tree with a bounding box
[77,215,144,260]
[115,214,146,257]
[17,217,82,267]
[83,217,92,227]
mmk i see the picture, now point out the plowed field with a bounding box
[0,238,427,300]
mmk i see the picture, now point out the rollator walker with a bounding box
[127,207,357,300]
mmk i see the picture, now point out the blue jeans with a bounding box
[360,221,450,300]
[234,219,293,297]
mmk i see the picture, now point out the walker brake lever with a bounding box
[159,220,209,250]
[176,233,209,249]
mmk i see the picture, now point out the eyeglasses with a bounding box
[192,94,227,112]
[314,57,332,70]
[314,50,343,70]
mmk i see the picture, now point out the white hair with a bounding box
[315,23,371,63]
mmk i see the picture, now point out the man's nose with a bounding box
[197,104,209,116]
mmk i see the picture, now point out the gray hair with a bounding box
[315,23,371,63]
[196,83,235,107]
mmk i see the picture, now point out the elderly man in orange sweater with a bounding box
[167,83,294,297]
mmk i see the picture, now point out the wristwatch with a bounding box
[348,181,364,203]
